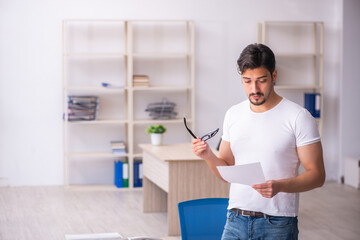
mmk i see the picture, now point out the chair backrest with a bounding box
[178,198,229,240]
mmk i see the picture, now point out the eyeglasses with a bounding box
[183,117,219,141]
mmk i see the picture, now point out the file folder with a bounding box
[304,93,321,118]
[114,161,123,188]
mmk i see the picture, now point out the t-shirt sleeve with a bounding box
[295,108,321,147]
[221,109,231,142]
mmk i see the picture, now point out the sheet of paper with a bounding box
[216,162,266,185]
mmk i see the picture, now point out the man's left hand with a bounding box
[252,180,281,198]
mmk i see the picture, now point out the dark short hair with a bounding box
[237,43,276,75]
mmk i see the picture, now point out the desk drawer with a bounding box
[143,151,169,192]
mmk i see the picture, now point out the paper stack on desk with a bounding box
[65,232,123,240]
[65,233,162,240]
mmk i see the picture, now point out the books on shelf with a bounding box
[304,93,321,118]
[133,75,149,87]
[133,157,143,188]
[67,96,99,121]
[114,158,129,188]
[111,141,127,155]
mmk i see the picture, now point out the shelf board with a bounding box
[276,53,321,58]
[65,86,127,92]
[64,19,127,23]
[66,152,128,158]
[64,52,127,57]
[133,153,143,158]
[132,52,190,57]
[275,85,321,90]
[133,118,188,124]
[132,85,190,91]
[66,119,128,124]
[129,19,190,23]
[262,21,323,25]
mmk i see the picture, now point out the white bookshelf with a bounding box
[257,21,324,134]
[63,20,195,190]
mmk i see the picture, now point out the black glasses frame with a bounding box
[183,117,219,142]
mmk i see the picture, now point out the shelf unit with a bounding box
[62,20,195,190]
[257,21,324,134]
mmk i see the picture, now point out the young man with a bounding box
[192,43,325,239]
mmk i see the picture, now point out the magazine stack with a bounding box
[111,141,127,155]
[145,98,177,119]
[67,96,99,121]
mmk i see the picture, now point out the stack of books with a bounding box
[67,96,99,121]
[133,75,149,87]
[111,141,127,155]
[145,98,177,119]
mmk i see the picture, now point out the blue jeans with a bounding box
[221,210,298,240]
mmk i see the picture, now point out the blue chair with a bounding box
[178,198,229,240]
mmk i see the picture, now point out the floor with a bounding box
[0,181,359,240]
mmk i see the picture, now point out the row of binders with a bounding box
[114,158,143,188]
[67,95,99,121]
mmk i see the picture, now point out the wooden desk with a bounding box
[139,143,229,236]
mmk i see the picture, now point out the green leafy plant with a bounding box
[146,125,167,134]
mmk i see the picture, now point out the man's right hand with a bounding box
[192,137,212,159]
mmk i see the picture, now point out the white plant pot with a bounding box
[150,133,163,146]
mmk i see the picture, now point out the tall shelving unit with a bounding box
[63,20,195,190]
[257,21,324,134]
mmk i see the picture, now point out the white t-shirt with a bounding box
[222,98,320,217]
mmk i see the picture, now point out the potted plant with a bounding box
[146,125,167,146]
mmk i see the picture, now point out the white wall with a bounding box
[0,0,344,186]
[340,0,360,178]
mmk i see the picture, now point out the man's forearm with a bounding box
[278,169,326,193]
[192,138,234,182]
[252,168,325,198]
[202,151,230,182]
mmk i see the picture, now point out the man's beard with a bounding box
[249,92,266,106]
